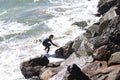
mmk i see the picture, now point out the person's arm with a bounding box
[49,39,58,47]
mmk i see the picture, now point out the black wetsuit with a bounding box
[42,38,56,53]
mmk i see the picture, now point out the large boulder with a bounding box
[20,55,49,79]
[55,41,74,59]
[98,0,116,15]
[100,6,117,22]
[82,61,108,77]
[61,53,93,68]
[83,24,99,39]
[72,21,88,29]
[72,34,93,56]
[93,45,107,61]
[107,68,120,80]
[92,65,120,80]
[64,64,91,80]
[39,67,62,80]
[108,51,120,66]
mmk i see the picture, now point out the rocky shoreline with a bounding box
[20,0,120,80]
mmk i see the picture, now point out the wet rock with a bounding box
[72,21,88,29]
[55,41,74,59]
[20,55,49,79]
[28,56,49,67]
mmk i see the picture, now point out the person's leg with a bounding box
[46,43,51,53]
[47,46,50,53]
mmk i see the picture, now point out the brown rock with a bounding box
[93,45,107,60]
[82,61,107,77]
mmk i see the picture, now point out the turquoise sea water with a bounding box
[0,0,99,80]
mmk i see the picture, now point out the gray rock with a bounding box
[72,21,88,29]
[98,0,116,15]
[55,41,74,59]
[108,51,120,66]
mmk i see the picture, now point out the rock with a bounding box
[108,51,120,66]
[76,40,93,56]
[61,53,93,68]
[108,68,120,80]
[93,65,120,80]
[115,4,120,15]
[100,6,117,22]
[55,41,74,59]
[72,34,88,52]
[72,34,93,56]
[82,61,107,78]
[93,45,107,61]
[107,68,120,80]
[39,66,63,80]
[89,36,108,49]
[20,55,49,79]
[92,65,120,80]
[64,64,91,80]
[72,21,88,29]
[28,55,49,67]
[98,19,111,35]
[85,24,99,38]
[98,0,116,15]
[97,0,108,8]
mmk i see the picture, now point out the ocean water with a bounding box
[0,0,99,80]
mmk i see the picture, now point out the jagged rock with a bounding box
[98,19,111,35]
[20,55,49,79]
[64,64,91,80]
[91,65,120,80]
[84,24,99,38]
[72,21,88,29]
[107,68,120,80]
[72,34,93,56]
[72,34,88,52]
[55,41,74,59]
[82,61,107,78]
[100,6,117,22]
[97,0,108,8]
[76,40,93,56]
[115,4,120,15]
[98,0,116,15]
[89,36,108,49]
[108,51,120,66]
[61,53,93,68]
[93,45,107,60]
[39,67,62,80]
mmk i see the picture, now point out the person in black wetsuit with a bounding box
[42,34,58,53]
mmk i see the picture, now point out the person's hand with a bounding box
[56,45,60,47]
